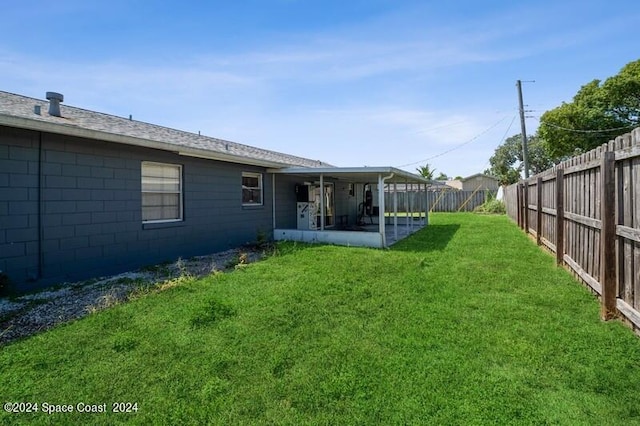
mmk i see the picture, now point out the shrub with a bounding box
[474,198,506,214]
[256,229,269,247]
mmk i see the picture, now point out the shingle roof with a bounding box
[461,173,499,181]
[0,91,331,168]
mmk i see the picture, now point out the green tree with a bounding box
[602,59,640,123]
[539,59,640,158]
[486,133,557,185]
[415,164,435,180]
[436,172,449,180]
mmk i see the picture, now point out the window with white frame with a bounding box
[141,162,183,223]
[242,172,263,205]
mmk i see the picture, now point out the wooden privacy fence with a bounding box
[504,127,640,332]
[385,190,494,213]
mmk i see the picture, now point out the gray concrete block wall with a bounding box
[0,127,39,285]
[274,175,300,229]
[274,176,360,229]
[333,182,358,226]
[1,125,274,292]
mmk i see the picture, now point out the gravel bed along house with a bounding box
[0,247,265,346]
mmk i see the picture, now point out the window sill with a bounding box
[142,220,186,230]
[242,204,264,210]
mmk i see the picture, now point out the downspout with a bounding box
[393,181,398,243]
[319,174,324,231]
[37,131,43,280]
[272,174,276,233]
[378,173,394,247]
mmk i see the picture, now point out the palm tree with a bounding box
[415,164,435,180]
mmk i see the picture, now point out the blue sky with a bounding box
[2,1,638,177]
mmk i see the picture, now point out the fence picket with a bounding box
[503,127,640,332]
[383,190,496,213]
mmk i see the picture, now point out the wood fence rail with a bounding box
[504,127,640,332]
[385,190,495,213]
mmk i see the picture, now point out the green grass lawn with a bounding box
[2,213,640,424]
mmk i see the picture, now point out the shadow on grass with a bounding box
[391,224,460,253]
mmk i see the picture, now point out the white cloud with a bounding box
[0,41,516,178]
[3,1,634,178]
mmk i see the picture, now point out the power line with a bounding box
[396,116,510,169]
[498,115,517,146]
[483,115,517,170]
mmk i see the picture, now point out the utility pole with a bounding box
[516,80,530,178]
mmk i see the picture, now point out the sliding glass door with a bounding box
[313,183,335,228]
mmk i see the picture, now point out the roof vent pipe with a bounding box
[46,92,64,117]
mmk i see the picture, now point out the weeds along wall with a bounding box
[504,127,640,333]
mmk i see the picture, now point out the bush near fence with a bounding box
[504,127,640,333]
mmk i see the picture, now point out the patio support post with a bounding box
[409,183,414,231]
[425,183,429,225]
[419,183,424,225]
[415,183,420,225]
[378,174,385,246]
[378,173,393,247]
[393,181,398,242]
[320,173,325,231]
[404,179,409,229]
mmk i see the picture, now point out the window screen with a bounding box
[141,162,182,222]
[242,172,263,205]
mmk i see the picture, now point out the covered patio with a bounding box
[268,167,429,248]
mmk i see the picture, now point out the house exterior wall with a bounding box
[445,180,463,190]
[1,125,272,292]
[273,176,358,229]
[332,180,357,227]
[461,175,499,191]
[273,175,300,229]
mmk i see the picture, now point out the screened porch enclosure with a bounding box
[269,167,429,248]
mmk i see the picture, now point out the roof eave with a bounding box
[267,166,428,183]
[0,114,291,169]
[462,173,499,181]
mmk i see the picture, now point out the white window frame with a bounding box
[242,172,263,206]
[141,161,183,223]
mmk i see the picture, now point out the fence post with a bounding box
[523,181,529,234]
[555,169,564,266]
[600,151,617,320]
[536,177,543,245]
[516,184,522,228]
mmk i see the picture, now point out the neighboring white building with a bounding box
[445,173,500,192]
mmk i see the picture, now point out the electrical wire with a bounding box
[396,116,510,169]
[496,115,517,148]
[483,115,517,170]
